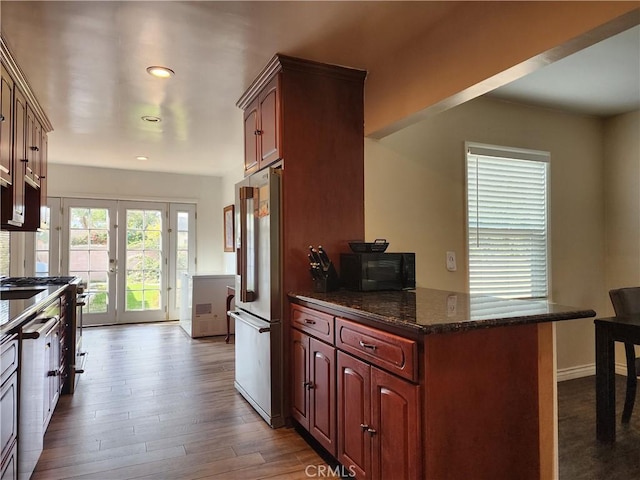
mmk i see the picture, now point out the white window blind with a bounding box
[466,143,550,299]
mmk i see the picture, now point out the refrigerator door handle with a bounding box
[239,186,256,302]
[229,310,271,333]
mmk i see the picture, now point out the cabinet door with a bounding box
[6,86,27,225]
[25,105,39,186]
[337,351,371,480]
[0,67,13,186]
[370,367,421,480]
[39,132,49,229]
[291,328,310,429]
[0,371,18,465]
[258,76,280,168]
[243,97,259,176]
[309,337,336,455]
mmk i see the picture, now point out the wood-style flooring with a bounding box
[34,322,640,479]
[34,322,326,480]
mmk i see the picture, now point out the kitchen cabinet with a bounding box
[1,36,52,231]
[291,328,336,455]
[242,76,280,176]
[290,304,420,478]
[337,352,420,480]
[1,335,18,480]
[0,66,13,187]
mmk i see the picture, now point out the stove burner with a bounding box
[0,276,76,287]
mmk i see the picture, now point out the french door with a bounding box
[60,198,195,326]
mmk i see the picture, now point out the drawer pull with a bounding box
[304,381,315,390]
[360,423,369,431]
[304,319,316,325]
[367,427,377,436]
[359,340,377,351]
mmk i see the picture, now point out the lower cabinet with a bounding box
[291,328,336,455]
[1,335,18,480]
[337,352,420,480]
[291,304,421,480]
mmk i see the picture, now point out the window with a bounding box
[466,143,550,299]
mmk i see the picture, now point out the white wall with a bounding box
[365,96,611,372]
[48,164,228,273]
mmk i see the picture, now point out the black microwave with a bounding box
[340,253,416,291]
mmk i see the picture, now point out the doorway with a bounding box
[38,198,196,325]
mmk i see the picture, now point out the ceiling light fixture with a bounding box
[146,66,175,78]
[135,156,149,161]
[141,115,161,123]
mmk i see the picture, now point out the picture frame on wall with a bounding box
[223,205,235,252]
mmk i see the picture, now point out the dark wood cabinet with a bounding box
[1,37,52,231]
[241,76,280,176]
[291,328,336,455]
[0,66,13,187]
[337,351,420,480]
[337,351,370,480]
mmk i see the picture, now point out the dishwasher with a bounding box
[19,300,61,480]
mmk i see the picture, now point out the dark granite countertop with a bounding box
[289,288,596,335]
[0,285,68,336]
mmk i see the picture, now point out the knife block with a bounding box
[312,262,340,293]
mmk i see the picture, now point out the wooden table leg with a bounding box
[225,288,235,344]
[596,322,616,443]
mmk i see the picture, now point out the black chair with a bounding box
[609,287,640,423]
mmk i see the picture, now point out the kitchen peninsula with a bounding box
[289,288,596,480]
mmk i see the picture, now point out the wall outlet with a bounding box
[447,294,457,316]
[446,251,457,272]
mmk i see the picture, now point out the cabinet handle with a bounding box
[47,370,59,377]
[304,319,316,325]
[0,115,4,121]
[40,176,45,179]
[359,424,369,431]
[359,340,377,351]
[254,130,263,135]
[30,146,40,152]
[20,158,28,163]
[304,382,314,390]
[367,427,377,436]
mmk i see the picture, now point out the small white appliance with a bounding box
[180,273,235,338]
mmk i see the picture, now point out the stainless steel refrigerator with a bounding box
[228,167,284,428]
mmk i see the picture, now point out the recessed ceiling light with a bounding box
[146,66,175,78]
[135,156,149,161]
[141,115,161,123]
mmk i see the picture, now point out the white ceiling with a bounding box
[1,2,638,178]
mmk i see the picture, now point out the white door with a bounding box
[57,198,196,325]
[116,202,168,323]
[62,199,118,325]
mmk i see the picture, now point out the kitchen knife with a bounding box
[308,246,323,266]
[317,246,331,270]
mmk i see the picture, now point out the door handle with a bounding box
[239,186,256,302]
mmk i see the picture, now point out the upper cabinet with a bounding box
[240,76,281,176]
[0,35,53,231]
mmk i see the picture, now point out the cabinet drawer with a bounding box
[1,370,17,465]
[0,337,18,386]
[291,304,334,343]
[335,318,417,382]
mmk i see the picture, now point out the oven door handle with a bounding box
[22,315,60,339]
[228,311,271,334]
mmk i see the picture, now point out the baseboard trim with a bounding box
[557,362,628,381]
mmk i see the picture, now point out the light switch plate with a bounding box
[446,251,457,272]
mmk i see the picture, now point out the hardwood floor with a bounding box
[34,322,640,479]
[34,322,326,480]
[558,375,640,480]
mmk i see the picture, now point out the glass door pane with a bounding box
[117,202,167,323]
[62,199,117,326]
[168,203,196,319]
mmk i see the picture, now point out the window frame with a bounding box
[464,141,552,300]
